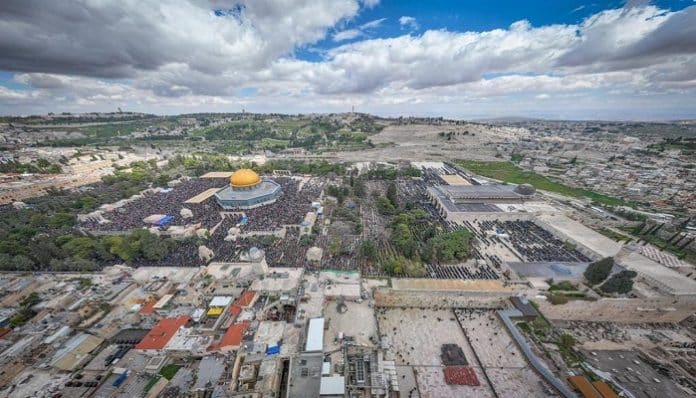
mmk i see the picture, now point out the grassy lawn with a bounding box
[598,228,632,242]
[457,160,633,207]
[159,364,180,380]
[144,375,161,392]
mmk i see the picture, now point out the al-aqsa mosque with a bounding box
[214,169,282,209]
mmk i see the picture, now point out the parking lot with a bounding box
[582,350,692,398]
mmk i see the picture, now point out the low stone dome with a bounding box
[514,183,536,196]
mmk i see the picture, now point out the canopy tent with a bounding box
[154,215,174,226]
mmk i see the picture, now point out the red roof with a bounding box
[135,316,190,350]
[593,381,619,398]
[443,367,480,386]
[233,290,256,307]
[219,321,251,349]
[229,305,242,320]
[568,376,602,398]
[139,298,158,315]
[0,328,11,339]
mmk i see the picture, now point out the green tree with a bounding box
[29,235,64,266]
[49,212,76,229]
[376,196,395,215]
[558,333,576,350]
[358,240,377,262]
[101,235,138,262]
[12,254,35,271]
[0,253,12,270]
[548,292,569,305]
[425,230,471,263]
[62,236,96,259]
[136,230,171,261]
[391,223,418,259]
[0,239,25,256]
[600,270,637,294]
[386,182,398,207]
[584,257,614,285]
[353,178,366,198]
[79,196,98,210]
[29,212,47,226]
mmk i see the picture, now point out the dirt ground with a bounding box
[335,123,527,162]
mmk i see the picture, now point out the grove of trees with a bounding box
[600,270,637,294]
[584,257,614,285]
[0,160,183,272]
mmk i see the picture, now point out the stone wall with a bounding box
[374,288,509,309]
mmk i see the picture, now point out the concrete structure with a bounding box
[305,318,325,352]
[214,169,281,210]
[209,296,233,307]
[428,183,535,215]
[498,309,577,398]
[536,214,623,260]
[51,333,104,371]
[320,375,345,396]
[152,294,174,310]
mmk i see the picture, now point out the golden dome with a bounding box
[230,169,261,188]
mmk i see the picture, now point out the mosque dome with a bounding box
[230,169,261,188]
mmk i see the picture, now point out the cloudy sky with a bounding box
[1,0,695,119]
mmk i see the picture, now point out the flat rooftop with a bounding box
[200,171,234,178]
[305,318,324,352]
[184,187,220,204]
[440,174,471,186]
[288,353,322,398]
[135,316,190,350]
[433,184,528,200]
[537,213,623,259]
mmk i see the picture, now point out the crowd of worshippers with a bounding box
[80,175,328,267]
[81,176,325,234]
[311,233,358,271]
[423,262,499,280]
[242,177,325,232]
[263,228,308,267]
[445,221,504,270]
[471,219,591,263]
[398,178,445,222]
[199,215,249,262]
[80,178,228,231]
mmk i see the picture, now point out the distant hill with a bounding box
[472,116,546,123]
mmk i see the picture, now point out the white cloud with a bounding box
[360,18,386,29]
[1,2,695,119]
[333,29,362,42]
[0,0,362,77]
[333,18,385,42]
[399,16,419,30]
[360,0,380,9]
